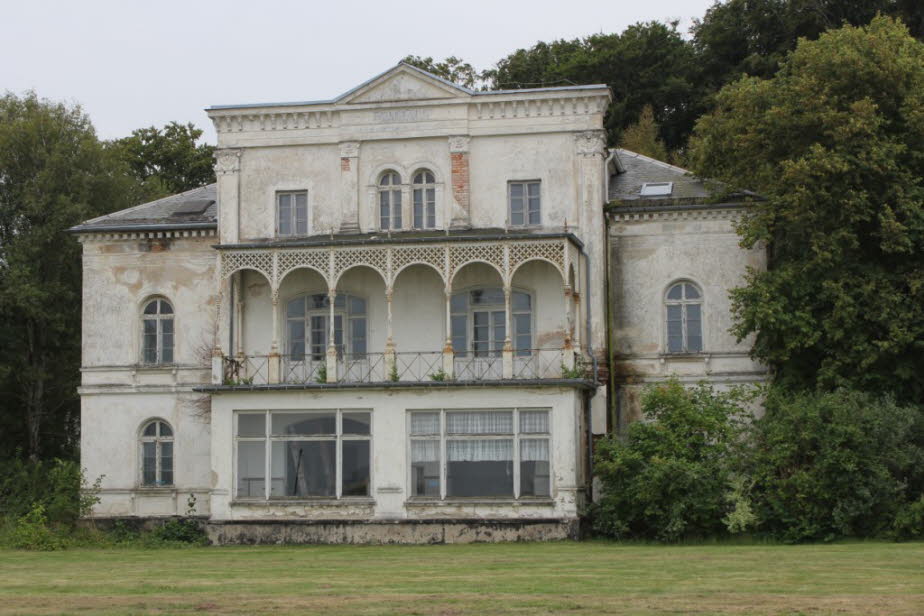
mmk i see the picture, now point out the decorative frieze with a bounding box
[77,229,217,242]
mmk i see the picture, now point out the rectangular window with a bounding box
[276,191,308,237]
[508,181,541,227]
[413,187,436,229]
[235,410,371,500]
[408,408,551,499]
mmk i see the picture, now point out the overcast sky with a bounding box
[1,0,715,143]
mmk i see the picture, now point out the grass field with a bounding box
[0,541,922,615]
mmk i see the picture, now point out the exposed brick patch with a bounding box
[450,152,470,214]
[340,157,351,172]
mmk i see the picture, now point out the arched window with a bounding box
[450,288,532,357]
[378,171,402,230]
[412,169,436,229]
[286,293,367,360]
[665,282,703,353]
[141,298,174,364]
[140,419,173,486]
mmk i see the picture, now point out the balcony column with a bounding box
[267,290,281,384]
[384,286,396,379]
[562,285,575,371]
[572,290,582,355]
[442,285,454,378]
[326,289,338,383]
[502,285,514,379]
[211,270,228,385]
[234,271,244,360]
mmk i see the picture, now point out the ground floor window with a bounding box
[235,409,371,500]
[409,408,551,499]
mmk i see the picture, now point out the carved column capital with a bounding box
[339,141,360,158]
[448,135,471,153]
[214,148,242,175]
[574,130,607,157]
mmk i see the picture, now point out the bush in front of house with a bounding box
[591,380,753,541]
[745,388,924,543]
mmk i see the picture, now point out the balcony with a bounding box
[210,232,587,388]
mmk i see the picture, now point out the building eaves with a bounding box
[69,184,218,234]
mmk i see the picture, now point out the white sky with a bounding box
[0,0,715,143]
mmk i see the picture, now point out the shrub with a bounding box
[745,388,924,542]
[8,504,65,551]
[592,379,752,541]
[0,457,101,526]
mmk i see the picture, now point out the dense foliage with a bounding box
[593,381,750,541]
[593,381,924,543]
[689,17,924,403]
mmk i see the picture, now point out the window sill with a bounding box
[135,486,176,493]
[231,498,375,507]
[659,353,708,361]
[134,363,178,372]
[405,498,555,507]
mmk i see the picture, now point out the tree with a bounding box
[692,0,924,91]
[110,121,215,196]
[401,55,481,90]
[482,22,705,150]
[0,92,139,460]
[688,17,924,403]
[618,104,669,161]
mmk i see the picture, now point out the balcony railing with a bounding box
[218,348,575,386]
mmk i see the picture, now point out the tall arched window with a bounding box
[412,169,436,229]
[450,288,532,357]
[140,419,173,486]
[286,293,367,360]
[665,281,703,353]
[378,171,402,230]
[141,298,174,364]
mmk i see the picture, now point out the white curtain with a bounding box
[447,439,512,461]
[519,410,549,434]
[411,412,440,435]
[447,411,513,435]
[520,438,549,462]
[411,439,439,462]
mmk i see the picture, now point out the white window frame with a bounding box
[141,297,174,365]
[507,180,541,227]
[284,293,367,361]
[664,281,704,354]
[234,409,373,501]
[275,190,309,237]
[139,419,174,487]
[640,182,673,197]
[412,169,437,229]
[406,408,552,501]
[450,287,533,357]
[378,171,403,230]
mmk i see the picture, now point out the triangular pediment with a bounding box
[337,63,471,104]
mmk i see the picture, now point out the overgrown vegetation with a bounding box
[593,380,924,543]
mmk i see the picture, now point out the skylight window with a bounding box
[640,182,673,197]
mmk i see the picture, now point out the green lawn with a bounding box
[0,541,922,615]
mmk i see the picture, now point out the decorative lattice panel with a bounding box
[220,250,273,283]
[333,247,388,284]
[449,243,505,282]
[276,249,330,287]
[391,245,447,283]
[509,240,565,280]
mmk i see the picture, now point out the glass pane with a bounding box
[492,311,505,353]
[450,293,467,313]
[158,422,173,437]
[237,440,265,498]
[411,439,440,497]
[142,320,157,363]
[411,412,440,435]
[278,194,292,236]
[349,296,366,314]
[667,304,683,352]
[413,189,423,229]
[310,294,327,310]
[161,318,174,363]
[238,413,266,437]
[425,171,434,183]
[142,442,156,485]
[447,411,513,434]
[379,192,390,229]
[447,439,513,497]
[472,288,504,305]
[342,440,370,496]
[334,294,346,308]
[272,412,335,436]
[512,292,530,311]
[143,301,158,315]
[510,183,524,199]
[343,412,371,435]
[287,297,305,318]
[295,193,308,234]
[392,191,402,227]
[686,304,703,352]
[426,188,436,228]
[288,320,305,357]
[270,440,335,498]
[685,284,700,300]
[158,300,173,315]
[142,422,157,437]
[667,284,683,300]
[511,211,524,226]
[520,439,550,497]
[515,313,531,336]
[527,182,540,198]
[519,410,549,433]
[351,319,367,355]
[413,171,423,184]
[159,441,173,485]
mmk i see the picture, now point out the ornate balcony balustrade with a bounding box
[219,349,574,386]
